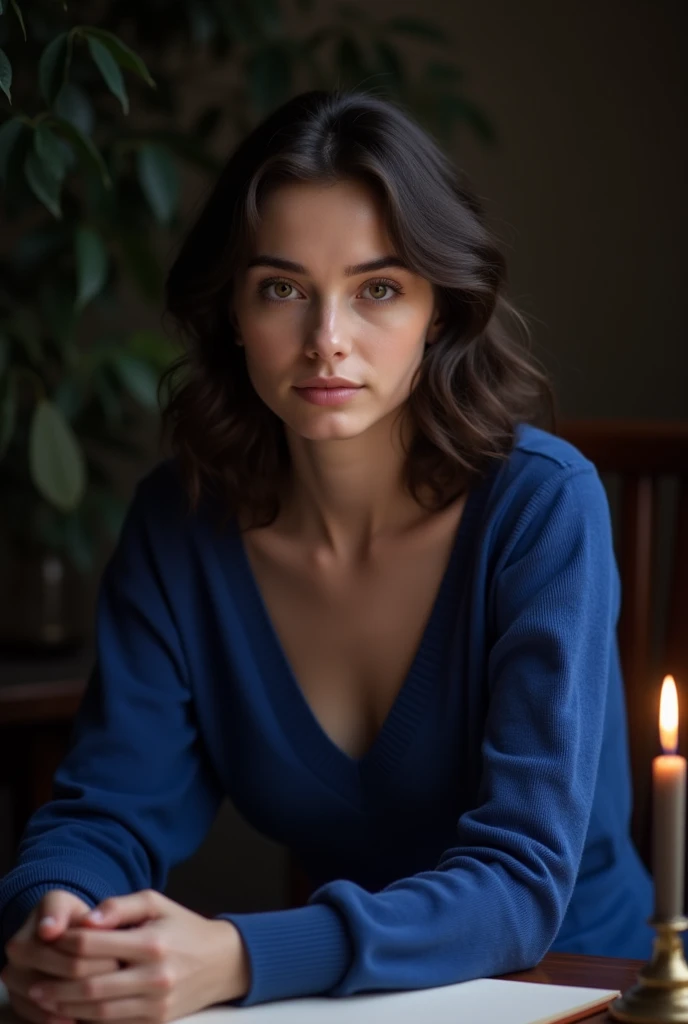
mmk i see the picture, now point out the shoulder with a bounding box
[478,423,611,561]
[489,422,603,503]
[511,421,597,477]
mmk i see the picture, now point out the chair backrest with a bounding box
[557,419,688,870]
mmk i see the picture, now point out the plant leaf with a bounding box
[0,48,12,104]
[54,83,94,136]
[29,399,87,511]
[124,328,177,369]
[113,354,160,409]
[385,17,446,43]
[136,142,179,224]
[75,225,108,309]
[51,117,111,187]
[34,124,72,181]
[66,515,96,572]
[39,33,70,105]
[87,36,129,114]
[0,116,23,179]
[53,378,83,422]
[117,229,163,302]
[24,149,62,218]
[81,28,155,88]
[0,369,16,458]
[10,0,26,41]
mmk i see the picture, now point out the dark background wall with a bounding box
[2,0,686,914]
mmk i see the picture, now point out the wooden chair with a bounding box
[556,419,688,871]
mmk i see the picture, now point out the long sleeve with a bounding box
[221,465,619,1004]
[0,477,224,963]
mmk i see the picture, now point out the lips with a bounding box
[294,378,362,389]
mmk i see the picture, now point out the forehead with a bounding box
[251,179,393,253]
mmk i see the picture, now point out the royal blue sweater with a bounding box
[0,423,655,1004]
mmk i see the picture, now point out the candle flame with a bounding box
[659,675,679,754]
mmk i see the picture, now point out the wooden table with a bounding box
[505,952,643,1021]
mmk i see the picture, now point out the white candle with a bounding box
[652,675,686,919]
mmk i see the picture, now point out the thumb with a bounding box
[35,890,90,941]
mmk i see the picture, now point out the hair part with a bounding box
[160,89,557,526]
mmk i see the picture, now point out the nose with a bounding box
[303,297,352,360]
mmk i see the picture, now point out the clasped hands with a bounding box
[1,890,250,1024]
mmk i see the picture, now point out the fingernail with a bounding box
[39,916,57,928]
[87,910,104,923]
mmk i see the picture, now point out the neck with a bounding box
[279,410,425,562]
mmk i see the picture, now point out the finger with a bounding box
[7,992,73,1024]
[50,997,165,1022]
[35,894,91,943]
[52,927,165,965]
[28,964,170,1009]
[2,963,115,1004]
[6,938,120,979]
[81,892,164,931]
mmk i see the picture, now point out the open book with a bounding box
[1,978,619,1024]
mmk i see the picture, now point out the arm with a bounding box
[0,472,224,965]
[219,465,618,1005]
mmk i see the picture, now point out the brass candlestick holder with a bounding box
[609,915,688,1022]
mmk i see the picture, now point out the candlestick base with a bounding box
[609,915,688,1023]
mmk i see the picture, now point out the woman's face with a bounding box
[231,178,440,443]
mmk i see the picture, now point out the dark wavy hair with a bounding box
[161,89,557,526]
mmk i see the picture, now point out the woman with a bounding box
[0,89,654,1021]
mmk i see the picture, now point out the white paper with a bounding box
[1,978,620,1024]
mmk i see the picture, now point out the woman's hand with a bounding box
[2,889,120,1024]
[22,890,250,1023]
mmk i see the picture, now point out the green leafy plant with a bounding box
[0,0,493,572]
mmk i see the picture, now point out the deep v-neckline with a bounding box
[230,483,485,803]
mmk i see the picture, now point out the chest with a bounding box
[241,501,467,760]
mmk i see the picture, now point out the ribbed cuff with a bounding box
[217,902,352,1006]
[0,885,97,971]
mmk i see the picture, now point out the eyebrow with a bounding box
[245,254,411,277]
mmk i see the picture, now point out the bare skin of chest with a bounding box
[241,494,468,759]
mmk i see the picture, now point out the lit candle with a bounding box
[652,675,686,919]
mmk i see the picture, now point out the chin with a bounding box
[283,408,376,442]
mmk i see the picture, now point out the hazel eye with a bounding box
[361,280,402,303]
[261,280,298,301]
